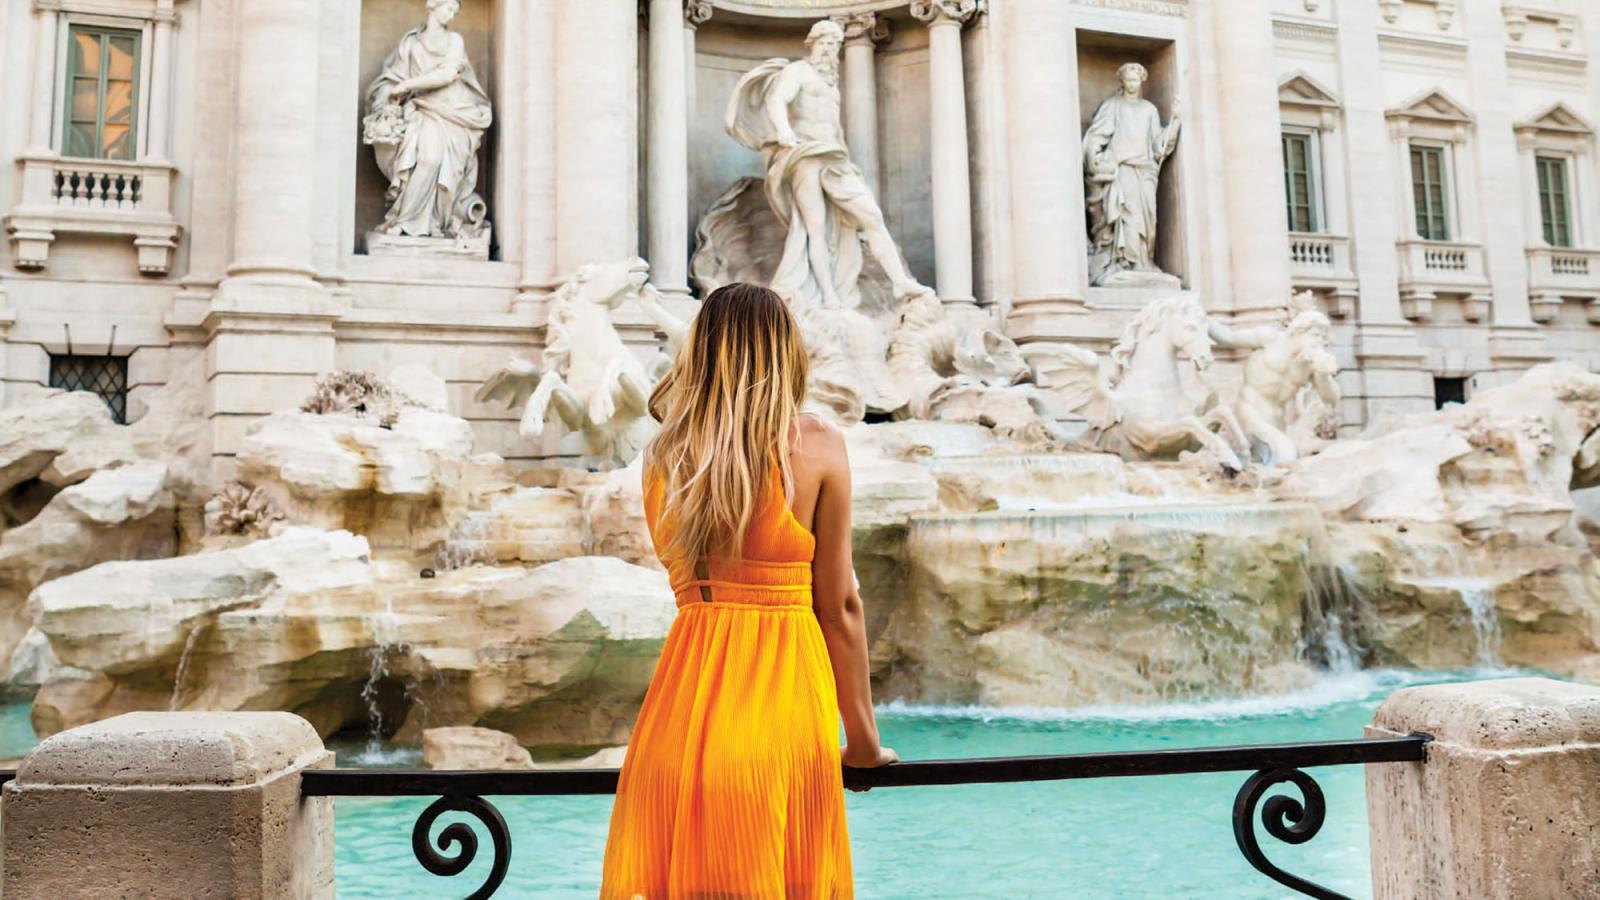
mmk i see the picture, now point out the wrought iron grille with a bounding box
[49,354,128,424]
[296,733,1431,900]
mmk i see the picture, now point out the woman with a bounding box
[363,0,492,239]
[601,283,897,898]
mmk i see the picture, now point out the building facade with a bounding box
[1,0,1597,467]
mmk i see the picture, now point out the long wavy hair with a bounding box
[645,283,810,564]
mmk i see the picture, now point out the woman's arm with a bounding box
[807,421,897,772]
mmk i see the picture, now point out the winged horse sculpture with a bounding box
[475,258,688,466]
[1040,294,1248,471]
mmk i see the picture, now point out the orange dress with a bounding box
[600,463,853,899]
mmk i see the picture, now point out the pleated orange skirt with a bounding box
[601,470,852,898]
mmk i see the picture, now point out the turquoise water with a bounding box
[331,669,1505,899]
[0,671,1520,897]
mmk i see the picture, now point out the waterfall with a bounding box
[1298,523,1368,674]
[168,617,211,711]
[1461,581,1504,668]
[1416,576,1503,668]
[437,509,493,570]
[358,594,403,761]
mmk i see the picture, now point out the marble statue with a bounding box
[888,291,1059,445]
[1207,291,1342,465]
[363,0,493,255]
[724,19,932,309]
[475,259,687,466]
[1042,295,1247,469]
[1083,62,1181,287]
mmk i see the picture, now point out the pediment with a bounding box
[1386,88,1474,125]
[1278,72,1340,109]
[1516,101,1593,136]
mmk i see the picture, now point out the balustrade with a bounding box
[1394,239,1490,319]
[1526,246,1600,323]
[1287,233,1357,315]
[3,154,178,274]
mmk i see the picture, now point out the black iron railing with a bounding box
[300,732,1430,900]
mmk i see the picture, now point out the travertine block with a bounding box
[1366,678,1600,900]
[2,711,334,899]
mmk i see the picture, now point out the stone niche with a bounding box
[354,0,501,258]
[688,10,937,289]
[1076,29,1187,288]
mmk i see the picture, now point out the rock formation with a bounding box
[423,726,535,770]
[5,358,1600,748]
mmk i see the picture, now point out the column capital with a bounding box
[684,0,713,27]
[911,0,983,28]
[833,12,889,45]
[32,0,61,13]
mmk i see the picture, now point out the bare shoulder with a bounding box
[794,413,847,471]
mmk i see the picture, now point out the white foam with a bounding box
[875,668,1535,724]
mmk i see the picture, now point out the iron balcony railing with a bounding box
[292,732,1431,900]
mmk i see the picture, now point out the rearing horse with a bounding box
[1042,295,1248,470]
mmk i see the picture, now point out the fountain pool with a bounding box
[313,669,1517,899]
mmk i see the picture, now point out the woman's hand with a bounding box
[842,743,898,769]
[842,743,898,792]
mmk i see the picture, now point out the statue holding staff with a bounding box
[1083,62,1181,286]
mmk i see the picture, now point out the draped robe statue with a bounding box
[363,0,493,246]
[1083,62,1180,286]
[724,19,930,309]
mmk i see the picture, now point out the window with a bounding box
[1410,144,1451,241]
[1282,131,1320,233]
[1433,376,1467,410]
[50,354,129,424]
[1536,155,1573,248]
[62,25,140,161]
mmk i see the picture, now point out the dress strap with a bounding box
[694,558,712,602]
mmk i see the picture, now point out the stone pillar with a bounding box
[1332,0,1428,423]
[209,0,336,466]
[999,0,1087,351]
[2,712,333,899]
[555,2,639,275]
[146,2,177,161]
[1210,0,1292,312]
[646,0,691,300]
[1461,3,1542,370]
[912,1,979,312]
[681,3,713,208]
[26,0,59,152]
[1366,678,1600,898]
[515,0,559,309]
[220,0,322,286]
[835,13,886,199]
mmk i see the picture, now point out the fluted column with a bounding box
[27,0,60,152]
[647,0,691,299]
[911,0,979,311]
[834,13,887,199]
[999,0,1086,349]
[1211,0,1292,312]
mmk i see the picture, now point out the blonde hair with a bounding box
[645,283,810,564]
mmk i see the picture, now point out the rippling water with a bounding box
[0,670,1524,897]
[330,668,1520,899]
